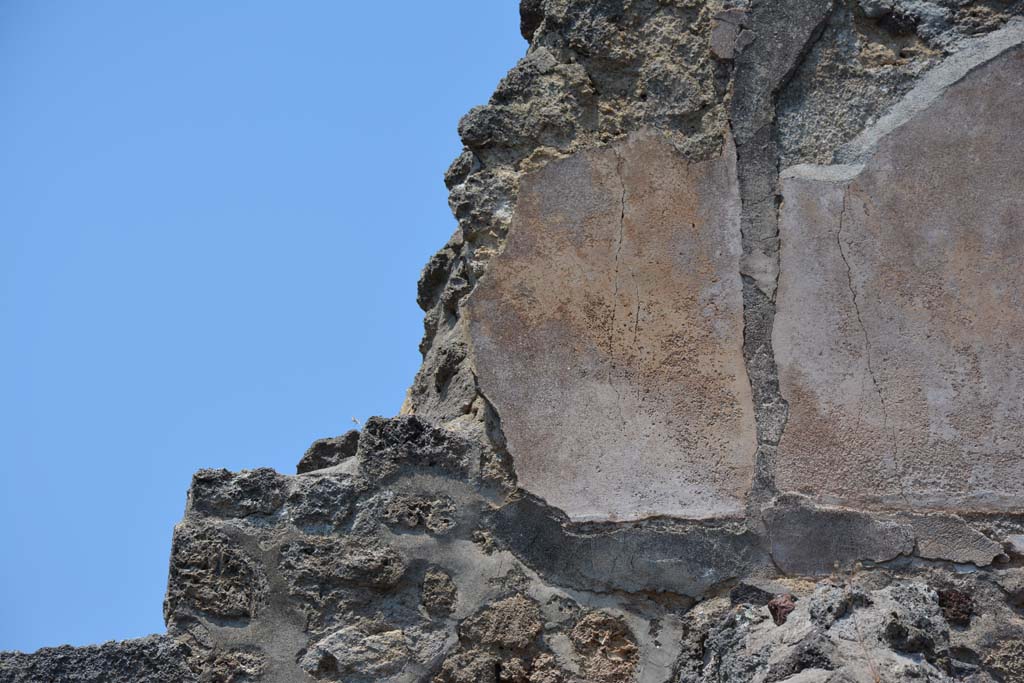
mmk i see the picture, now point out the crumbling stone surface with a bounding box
[0,636,196,683]
[356,415,482,484]
[379,491,458,535]
[163,522,269,623]
[296,430,359,474]
[459,595,543,651]
[298,622,416,682]
[569,612,638,682]
[5,2,1024,682]
[421,567,458,617]
[6,417,1024,681]
[189,468,288,519]
[60,416,723,682]
[286,472,361,532]
[677,572,1024,682]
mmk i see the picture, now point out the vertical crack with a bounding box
[608,147,629,431]
[834,186,910,504]
[609,148,627,359]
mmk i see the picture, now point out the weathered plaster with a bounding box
[466,130,755,522]
[775,34,1024,512]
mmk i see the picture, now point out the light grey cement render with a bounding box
[466,130,756,522]
[775,36,1024,512]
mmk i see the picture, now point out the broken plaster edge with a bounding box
[781,17,1024,185]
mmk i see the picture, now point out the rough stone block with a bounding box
[297,430,359,474]
[0,637,194,683]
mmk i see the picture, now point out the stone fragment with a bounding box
[767,594,797,625]
[278,536,406,591]
[569,612,638,683]
[881,583,949,660]
[297,430,359,474]
[187,467,287,519]
[710,9,749,60]
[164,524,267,622]
[764,497,914,575]
[524,654,569,683]
[299,623,410,681]
[432,649,501,683]
[807,583,869,629]
[380,493,457,535]
[775,36,1024,512]
[421,568,458,617]
[183,646,265,683]
[285,472,360,531]
[356,416,480,483]
[459,595,542,651]
[466,130,755,522]
[937,588,974,626]
[905,513,1003,566]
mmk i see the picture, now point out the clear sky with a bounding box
[0,1,524,653]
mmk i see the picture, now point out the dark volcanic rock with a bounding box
[189,467,288,519]
[0,636,195,683]
[297,430,359,474]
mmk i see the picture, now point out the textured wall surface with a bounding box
[466,131,755,521]
[5,2,1024,682]
[776,40,1024,512]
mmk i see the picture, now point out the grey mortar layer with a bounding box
[6,415,1023,681]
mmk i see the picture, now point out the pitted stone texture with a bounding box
[297,430,359,474]
[0,637,195,683]
[775,43,1024,512]
[675,578,1020,682]
[466,129,755,522]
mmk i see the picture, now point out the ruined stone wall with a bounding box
[4,1,1024,682]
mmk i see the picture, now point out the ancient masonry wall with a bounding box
[4,1,1024,682]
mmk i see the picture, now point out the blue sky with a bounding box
[0,1,524,652]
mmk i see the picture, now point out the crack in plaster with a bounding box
[834,185,911,505]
